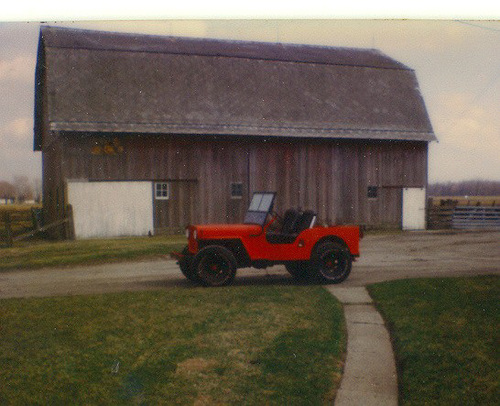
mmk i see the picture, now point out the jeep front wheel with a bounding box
[192,246,237,287]
[178,246,199,283]
[311,241,352,284]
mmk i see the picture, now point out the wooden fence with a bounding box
[1,206,74,247]
[428,198,500,230]
[427,205,455,229]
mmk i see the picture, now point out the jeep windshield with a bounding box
[243,192,276,226]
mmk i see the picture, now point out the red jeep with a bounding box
[173,192,360,286]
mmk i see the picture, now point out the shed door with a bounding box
[67,181,154,239]
[402,187,426,230]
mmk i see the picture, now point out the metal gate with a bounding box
[452,206,500,230]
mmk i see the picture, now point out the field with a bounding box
[369,276,499,405]
[0,285,344,405]
[0,204,187,266]
[1,276,497,405]
[429,196,500,206]
[0,230,498,404]
[0,235,185,271]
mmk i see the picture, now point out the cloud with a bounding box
[3,117,32,140]
[433,90,500,151]
[54,20,209,39]
[0,116,39,181]
[0,55,35,81]
[429,141,500,182]
[428,87,500,182]
[0,145,40,182]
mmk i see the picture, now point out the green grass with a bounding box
[369,276,499,405]
[0,235,185,271]
[0,285,345,405]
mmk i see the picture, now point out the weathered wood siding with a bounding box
[153,181,199,234]
[43,133,427,233]
[42,140,66,237]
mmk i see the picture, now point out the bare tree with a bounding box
[33,178,42,203]
[0,180,16,204]
[429,180,500,196]
[12,175,33,203]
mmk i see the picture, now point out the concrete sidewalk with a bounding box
[325,286,398,406]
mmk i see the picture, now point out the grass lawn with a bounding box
[0,235,185,271]
[369,276,499,405]
[0,285,345,405]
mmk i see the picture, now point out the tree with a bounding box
[428,180,500,196]
[12,176,33,203]
[33,178,42,203]
[0,180,16,204]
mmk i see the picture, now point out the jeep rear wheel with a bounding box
[311,241,352,284]
[192,246,237,287]
[285,262,311,281]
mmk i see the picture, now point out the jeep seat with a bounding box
[293,210,317,233]
[281,209,302,233]
[266,209,317,244]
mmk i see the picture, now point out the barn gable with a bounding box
[34,26,435,151]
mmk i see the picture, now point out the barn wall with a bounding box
[48,133,427,233]
[58,134,251,232]
[249,138,427,228]
[42,139,66,237]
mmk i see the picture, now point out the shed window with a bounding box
[367,186,378,199]
[230,182,243,199]
[155,182,170,200]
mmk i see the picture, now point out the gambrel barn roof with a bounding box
[34,26,436,150]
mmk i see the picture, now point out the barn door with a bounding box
[402,187,426,230]
[67,181,154,239]
[153,181,198,234]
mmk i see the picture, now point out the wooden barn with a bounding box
[34,26,436,238]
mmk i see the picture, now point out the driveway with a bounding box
[1,231,499,299]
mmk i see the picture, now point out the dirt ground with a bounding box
[1,230,498,299]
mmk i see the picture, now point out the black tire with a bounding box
[310,241,352,284]
[192,245,237,287]
[178,246,199,283]
[285,262,311,281]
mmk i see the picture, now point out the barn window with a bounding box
[230,182,243,199]
[155,182,170,200]
[367,186,378,199]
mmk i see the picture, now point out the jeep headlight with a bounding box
[185,228,190,238]
[193,229,198,240]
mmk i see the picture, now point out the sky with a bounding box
[0,14,499,185]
